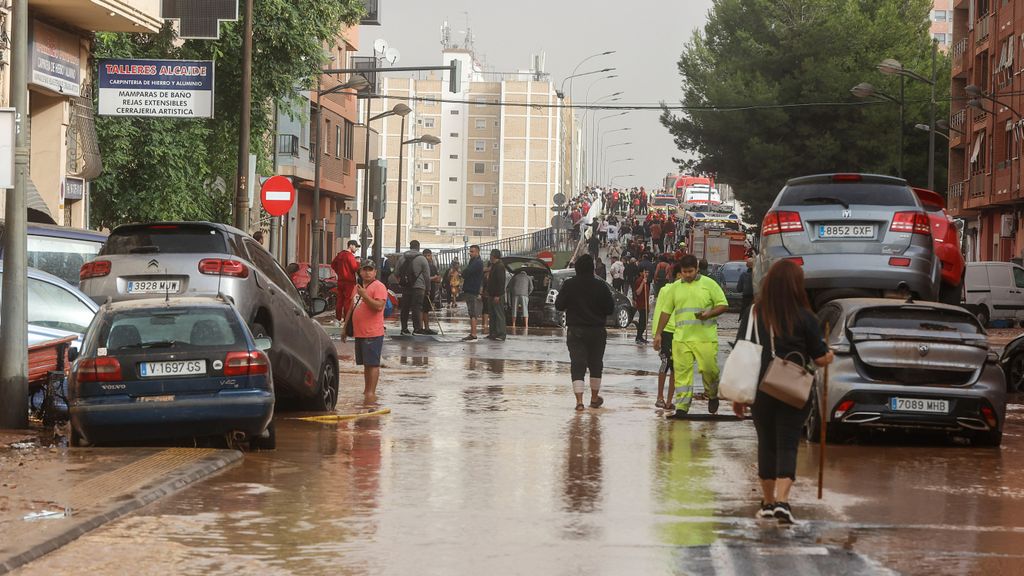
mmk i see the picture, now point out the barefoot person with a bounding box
[554,255,616,411]
[343,259,388,403]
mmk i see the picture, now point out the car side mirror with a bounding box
[67,347,79,363]
[254,337,273,351]
[309,297,328,316]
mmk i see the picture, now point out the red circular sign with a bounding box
[537,250,554,266]
[260,175,296,217]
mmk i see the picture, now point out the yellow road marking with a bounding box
[293,408,391,423]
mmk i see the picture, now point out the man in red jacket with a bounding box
[331,239,361,321]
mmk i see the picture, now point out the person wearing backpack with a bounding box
[391,240,430,335]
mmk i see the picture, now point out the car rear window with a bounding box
[101,225,228,255]
[26,235,104,287]
[100,307,244,351]
[851,307,981,334]
[779,183,918,207]
[721,264,744,283]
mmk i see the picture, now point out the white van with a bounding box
[964,262,1024,326]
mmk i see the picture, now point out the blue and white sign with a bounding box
[97,59,215,118]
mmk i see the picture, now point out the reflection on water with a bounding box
[655,423,718,547]
[561,414,604,542]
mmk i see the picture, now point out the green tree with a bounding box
[90,0,364,229]
[662,0,950,225]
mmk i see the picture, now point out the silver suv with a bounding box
[79,222,338,411]
[754,173,940,308]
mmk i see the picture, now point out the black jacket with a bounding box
[487,259,506,298]
[554,274,615,327]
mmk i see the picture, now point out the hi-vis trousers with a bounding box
[671,340,719,412]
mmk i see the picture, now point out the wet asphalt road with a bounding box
[13,312,1024,575]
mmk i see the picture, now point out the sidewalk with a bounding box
[0,430,241,574]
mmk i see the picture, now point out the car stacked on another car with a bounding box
[79,221,339,412]
[544,269,635,328]
[754,173,941,309]
[0,220,108,288]
[810,298,1006,446]
[69,297,275,448]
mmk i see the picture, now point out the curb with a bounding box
[0,449,243,574]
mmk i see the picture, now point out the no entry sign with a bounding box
[260,176,296,217]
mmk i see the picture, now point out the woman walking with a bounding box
[731,259,833,524]
[555,255,616,411]
[633,269,650,344]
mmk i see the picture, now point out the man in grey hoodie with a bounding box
[391,240,432,335]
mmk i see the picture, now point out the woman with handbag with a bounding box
[731,259,833,524]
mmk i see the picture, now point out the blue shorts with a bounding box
[355,336,384,367]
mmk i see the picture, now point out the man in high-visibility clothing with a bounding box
[653,254,729,416]
[652,263,681,409]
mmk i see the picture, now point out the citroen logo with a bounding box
[148,259,159,269]
[842,209,852,219]
[918,345,930,357]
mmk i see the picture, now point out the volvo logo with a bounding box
[918,345,930,357]
[842,209,852,219]
[148,259,160,269]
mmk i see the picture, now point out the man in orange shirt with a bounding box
[331,239,361,322]
[343,259,388,402]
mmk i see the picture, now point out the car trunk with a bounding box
[79,345,244,398]
[847,306,988,386]
[504,258,552,309]
[783,204,915,256]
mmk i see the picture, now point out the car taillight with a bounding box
[80,260,112,281]
[980,405,998,429]
[890,212,931,236]
[831,173,863,183]
[223,351,269,376]
[199,258,249,278]
[786,257,805,266]
[888,257,911,267]
[833,399,855,420]
[762,211,804,236]
[75,357,122,382]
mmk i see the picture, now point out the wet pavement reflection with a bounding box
[13,312,1024,575]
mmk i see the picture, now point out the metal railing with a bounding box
[951,108,966,134]
[952,38,968,69]
[976,12,991,44]
[433,227,574,271]
[277,134,299,157]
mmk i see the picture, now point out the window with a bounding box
[1005,120,1013,164]
[474,98,488,107]
[421,206,433,218]
[102,308,243,351]
[474,140,486,152]
[449,177,458,182]
[421,184,434,196]
[423,142,435,150]
[324,119,330,155]
[16,276,96,333]
[474,162,485,174]
[475,119,487,130]
[1014,266,1024,289]
[492,164,500,173]
[450,109,460,115]
[450,132,460,137]
[932,32,948,43]
[494,120,500,127]
[335,125,342,158]
[26,235,103,287]
[448,199,458,204]
[933,9,947,22]
[424,118,436,128]
[422,161,433,173]
[492,142,499,151]
[448,221,458,227]
[473,208,485,219]
[343,120,354,159]
[244,240,303,306]
[450,154,459,159]
[473,184,486,197]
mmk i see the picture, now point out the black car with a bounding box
[544,269,635,328]
[501,256,552,325]
[999,333,1024,393]
[69,297,276,449]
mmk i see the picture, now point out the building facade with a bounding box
[0,1,162,228]
[364,49,575,251]
[932,0,955,48]
[945,0,1024,263]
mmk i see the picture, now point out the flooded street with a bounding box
[13,313,1024,575]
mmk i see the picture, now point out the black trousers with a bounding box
[635,308,648,340]
[401,287,425,332]
[751,389,810,480]
[567,326,607,381]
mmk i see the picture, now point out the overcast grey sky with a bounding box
[358,0,715,190]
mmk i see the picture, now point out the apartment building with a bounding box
[945,0,1024,262]
[366,48,577,250]
[931,1,955,48]
[0,1,162,228]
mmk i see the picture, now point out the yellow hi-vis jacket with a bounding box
[662,275,728,343]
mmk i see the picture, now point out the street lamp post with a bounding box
[610,174,635,186]
[599,127,631,183]
[311,74,369,298]
[878,43,939,189]
[362,103,412,263]
[396,133,441,253]
[581,75,618,183]
[851,81,904,177]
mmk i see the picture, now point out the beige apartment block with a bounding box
[367,48,578,251]
[0,1,162,228]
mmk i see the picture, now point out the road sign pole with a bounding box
[233,0,253,232]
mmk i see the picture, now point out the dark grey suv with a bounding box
[754,173,940,309]
[79,222,338,411]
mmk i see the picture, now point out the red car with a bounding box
[912,188,965,304]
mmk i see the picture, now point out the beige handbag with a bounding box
[760,329,814,408]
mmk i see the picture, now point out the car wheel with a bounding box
[251,322,269,340]
[975,428,1003,447]
[805,393,823,443]
[249,422,276,451]
[616,307,630,328]
[310,359,338,412]
[1008,353,1024,393]
[975,306,990,328]
[557,312,566,328]
[69,426,85,448]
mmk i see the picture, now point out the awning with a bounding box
[27,179,56,224]
[971,133,985,164]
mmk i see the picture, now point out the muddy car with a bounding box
[809,298,1005,446]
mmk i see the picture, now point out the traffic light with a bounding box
[369,159,387,217]
[449,59,462,94]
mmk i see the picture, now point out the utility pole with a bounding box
[0,0,29,428]
[234,0,253,231]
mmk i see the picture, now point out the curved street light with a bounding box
[879,49,939,189]
[852,81,903,177]
[610,174,635,185]
[396,133,441,252]
[364,102,411,262]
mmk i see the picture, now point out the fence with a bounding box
[434,227,574,271]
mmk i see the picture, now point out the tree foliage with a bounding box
[90,0,364,229]
[661,0,950,224]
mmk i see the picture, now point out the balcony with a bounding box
[360,0,381,25]
[964,174,990,210]
[277,134,300,157]
[947,180,965,217]
[952,38,968,78]
[976,12,992,50]
[950,109,966,148]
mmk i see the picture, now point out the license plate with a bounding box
[818,224,875,238]
[127,280,180,294]
[138,395,175,403]
[139,360,205,377]
[890,397,950,414]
